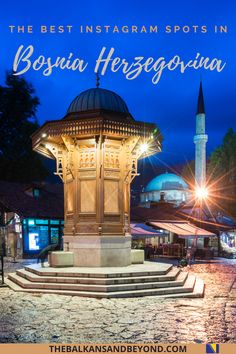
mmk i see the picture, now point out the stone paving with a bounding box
[0,258,235,343]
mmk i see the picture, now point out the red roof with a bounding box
[131,203,234,235]
[0,181,64,219]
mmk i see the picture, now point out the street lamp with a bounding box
[192,185,209,255]
[195,185,209,219]
[195,186,209,200]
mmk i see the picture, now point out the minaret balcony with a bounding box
[193,134,208,144]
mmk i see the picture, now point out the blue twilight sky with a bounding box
[0,0,235,168]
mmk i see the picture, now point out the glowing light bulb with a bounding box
[140,143,148,154]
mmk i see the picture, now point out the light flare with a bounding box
[195,186,209,200]
[140,143,149,154]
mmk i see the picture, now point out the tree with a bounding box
[208,128,236,216]
[0,72,48,182]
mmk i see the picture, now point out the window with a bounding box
[35,219,48,225]
[25,225,49,251]
[50,220,60,225]
[50,227,59,244]
[23,218,64,253]
[33,189,40,197]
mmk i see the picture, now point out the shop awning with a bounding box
[149,221,216,238]
[130,223,163,238]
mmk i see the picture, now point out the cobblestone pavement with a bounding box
[0,258,235,343]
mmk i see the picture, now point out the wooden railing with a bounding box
[32,117,156,143]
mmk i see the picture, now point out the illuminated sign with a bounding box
[29,233,39,250]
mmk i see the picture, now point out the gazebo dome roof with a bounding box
[145,173,189,192]
[67,87,129,114]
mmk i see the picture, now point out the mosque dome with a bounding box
[144,173,189,192]
[67,88,129,114]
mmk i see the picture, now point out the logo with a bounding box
[206,344,220,353]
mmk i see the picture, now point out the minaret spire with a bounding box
[194,81,208,188]
[196,81,205,114]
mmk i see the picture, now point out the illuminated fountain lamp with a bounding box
[140,142,149,155]
[31,86,162,267]
[139,131,162,159]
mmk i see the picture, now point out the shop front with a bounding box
[22,218,64,255]
[0,181,64,259]
[220,230,236,258]
[131,223,165,259]
[131,223,166,248]
[148,221,217,259]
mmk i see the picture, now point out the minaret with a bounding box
[194,82,208,188]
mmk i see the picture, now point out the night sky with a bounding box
[0,0,235,169]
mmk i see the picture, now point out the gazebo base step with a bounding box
[6,261,204,298]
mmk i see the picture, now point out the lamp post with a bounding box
[194,186,209,252]
[195,186,208,221]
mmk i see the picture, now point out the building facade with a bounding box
[0,181,64,257]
